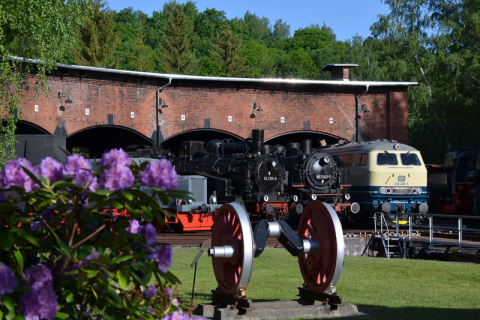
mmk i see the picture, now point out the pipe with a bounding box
[355,85,369,142]
[156,78,172,146]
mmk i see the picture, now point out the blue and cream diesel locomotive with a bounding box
[322,140,429,225]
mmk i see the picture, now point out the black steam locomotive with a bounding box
[428,145,480,216]
[170,129,356,226]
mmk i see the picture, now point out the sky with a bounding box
[107,0,391,42]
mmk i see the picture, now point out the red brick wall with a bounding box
[17,70,409,144]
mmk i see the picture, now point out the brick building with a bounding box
[16,61,417,159]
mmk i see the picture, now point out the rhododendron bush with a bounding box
[0,149,196,320]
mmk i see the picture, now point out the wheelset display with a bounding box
[208,201,344,298]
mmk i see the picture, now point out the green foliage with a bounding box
[210,25,252,77]
[0,154,190,319]
[157,4,200,75]
[71,0,120,68]
[0,0,92,166]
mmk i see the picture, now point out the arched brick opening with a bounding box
[67,125,153,159]
[161,129,244,154]
[265,130,346,149]
[15,120,50,135]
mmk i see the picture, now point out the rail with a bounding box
[375,213,480,254]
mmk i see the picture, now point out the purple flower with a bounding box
[140,159,178,190]
[144,223,157,245]
[0,158,38,192]
[19,281,58,320]
[148,244,173,273]
[36,157,64,183]
[100,163,134,191]
[72,170,98,191]
[63,154,92,176]
[0,263,18,296]
[145,286,157,298]
[172,297,180,307]
[31,208,55,231]
[127,220,141,234]
[85,248,99,261]
[100,148,131,167]
[165,287,173,298]
[24,264,53,286]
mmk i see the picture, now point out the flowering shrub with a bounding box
[0,149,196,320]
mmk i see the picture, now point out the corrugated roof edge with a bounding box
[13,56,418,87]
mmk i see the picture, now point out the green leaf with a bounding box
[51,181,78,189]
[110,254,134,264]
[141,206,153,222]
[97,255,111,265]
[0,228,14,251]
[121,191,134,201]
[10,226,39,247]
[108,287,123,304]
[95,189,114,196]
[161,270,182,285]
[78,246,94,259]
[14,251,24,271]
[87,269,99,278]
[55,238,73,258]
[66,292,74,303]
[10,316,23,320]
[55,312,70,319]
[2,295,15,311]
[77,270,89,288]
[117,268,128,290]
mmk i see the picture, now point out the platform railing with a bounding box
[374,212,480,254]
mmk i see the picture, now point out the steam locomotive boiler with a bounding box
[428,145,480,216]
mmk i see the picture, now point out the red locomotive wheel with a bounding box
[211,202,254,295]
[297,201,344,293]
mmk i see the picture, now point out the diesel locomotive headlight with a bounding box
[379,187,386,194]
[345,193,351,200]
[415,187,423,194]
[188,199,193,204]
[311,194,317,201]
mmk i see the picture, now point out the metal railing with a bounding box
[375,212,480,254]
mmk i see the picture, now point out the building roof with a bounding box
[16,56,419,87]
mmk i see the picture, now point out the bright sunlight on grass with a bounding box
[170,248,480,320]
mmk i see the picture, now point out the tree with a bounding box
[71,0,120,68]
[273,19,291,40]
[210,24,252,77]
[131,29,156,72]
[157,4,200,75]
[0,0,92,165]
[291,26,335,51]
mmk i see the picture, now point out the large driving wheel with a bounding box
[211,202,254,295]
[297,201,344,293]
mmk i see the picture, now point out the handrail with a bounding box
[388,213,480,254]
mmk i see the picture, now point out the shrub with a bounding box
[0,149,197,320]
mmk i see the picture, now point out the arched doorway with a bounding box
[161,129,244,154]
[67,125,153,159]
[265,131,346,149]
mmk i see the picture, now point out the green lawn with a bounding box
[170,247,480,320]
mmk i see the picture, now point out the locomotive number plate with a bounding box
[264,176,277,181]
[316,175,331,179]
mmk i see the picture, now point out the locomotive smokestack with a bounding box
[252,129,264,154]
[301,139,312,154]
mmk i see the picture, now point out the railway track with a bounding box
[156,228,436,247]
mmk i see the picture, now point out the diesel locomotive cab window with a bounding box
[354,153,368,166]
[401,153,421,165]
[377,152,398,165]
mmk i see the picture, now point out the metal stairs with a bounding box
[375,213,407,259]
